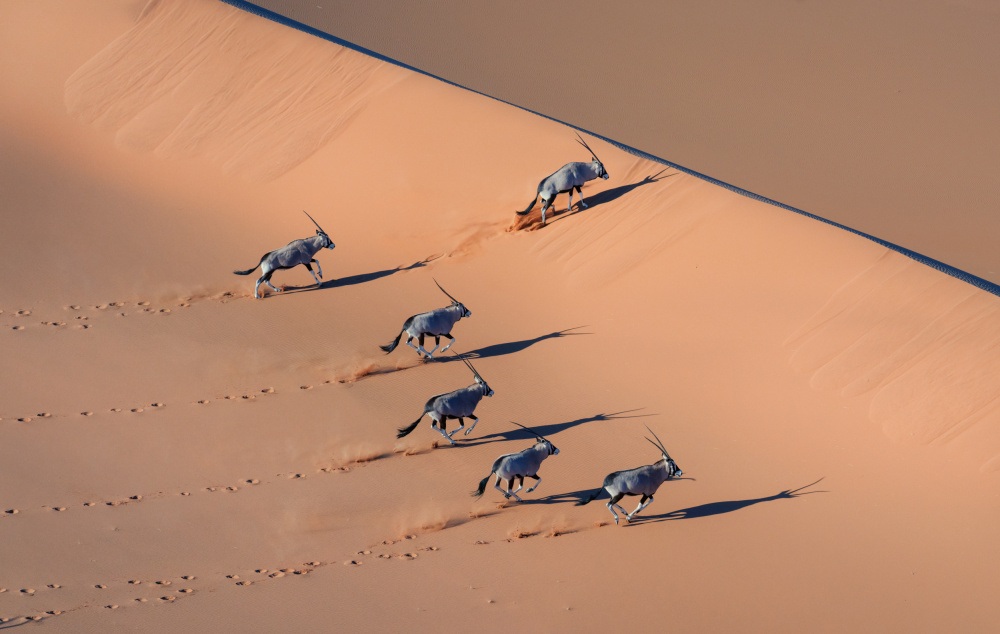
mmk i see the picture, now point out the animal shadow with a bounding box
[462,408,655,448]
[442,326,590,363]
[282,255,441,294]
[631,478,828,525]
[545,169,674,226]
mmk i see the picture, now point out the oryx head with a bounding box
[644,424,681,478]
[576,132,609,181]
[434,278,471,318]
[303,210,336,250]
[511,421,559,456]
[460,356,493,397]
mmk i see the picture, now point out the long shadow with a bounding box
[280,254,440,295]
[440,327,590,363]
[460,408,655,448]
[523,476,696,506]
[629,478,827,525]
[544,169,674,226]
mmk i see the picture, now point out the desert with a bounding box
[1,1,999,631]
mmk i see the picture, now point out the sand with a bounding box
[1,0,998,631]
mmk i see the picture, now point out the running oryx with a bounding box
[380,280,470,358]
[233,211,335,298]
[576,425,682,524]
[516,132,610,225]
[396,356,493,445]
[472,422,559,502]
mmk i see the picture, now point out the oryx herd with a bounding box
[232,134,686,525]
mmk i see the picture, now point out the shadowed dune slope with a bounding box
[1,1,998,631]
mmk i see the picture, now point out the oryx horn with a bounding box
[510,421,548,443]
[575,132,602,164]
[302,210,327,235]
[433,278,461,305]
[457,353,485,383]
[644,424,671,459]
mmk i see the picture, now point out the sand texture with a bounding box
[1,1,999,631]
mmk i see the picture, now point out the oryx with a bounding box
[380,280,470,358]
[396,356,493,445]
[472,422,559,502]
[233,211,335,298]
[576,425,682,524]
[516,132,610,225]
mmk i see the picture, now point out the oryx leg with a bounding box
[539,196,552,224]
[566,188,574,212]
[303,262,322,286]
[312,259,324,279]
[575,185,588,208]
[425,335,441,358]
[507,477,524,502]
[447,417,465,438]
[626,495,653,522]
[439,333,456,354]
[607,492,626,525]
[463,414,479,436]
[416,334,434,358]
[259,269,281,296]
[404,332,420,353]
[430,414,455,445]
[492,473,510,498]
[526,474,542,493]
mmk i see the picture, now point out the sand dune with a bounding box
[2,1,999,631]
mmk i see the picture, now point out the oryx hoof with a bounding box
[513,496,523,503]
[580,202,589,209]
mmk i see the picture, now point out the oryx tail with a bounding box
[471,455,506,497]
[397,412,425,439]
[233,252,272,276]
[517,195,539,216]
[473,475,491,497]
[380,316,415,353]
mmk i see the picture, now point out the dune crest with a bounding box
[64,0,404,181]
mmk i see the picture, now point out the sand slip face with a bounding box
[1,0,999,631]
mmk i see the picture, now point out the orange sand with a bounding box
[1,1,998,631]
